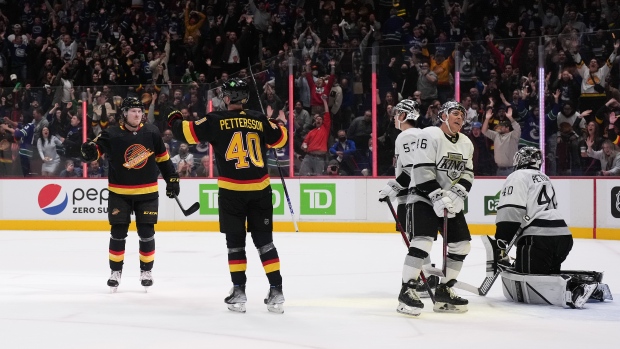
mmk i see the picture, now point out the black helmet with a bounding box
[121,97,144,113]
[513,146,542,170]
[221,78,249,104]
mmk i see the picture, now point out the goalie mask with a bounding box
[513,146,542,170]
[220,78,249,104]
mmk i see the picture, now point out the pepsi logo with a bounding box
[38,184,68,215]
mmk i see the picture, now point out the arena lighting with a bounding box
[207,99,213,178]
[82,92,88,178]
[289,57,295,177]
[372,55,377,177]
[454,54,460,102]
[539,42,546,173]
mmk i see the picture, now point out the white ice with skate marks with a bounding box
[0,231,618,349]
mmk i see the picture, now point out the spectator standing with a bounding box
[571,41,619,113]
[580,121,604,175]
[305,58,336,115]
[347,109,372,151]
[299,95,331,176]
[586,139,620,176]
[36,126,62,176]
[482,106,522,176]
[467,122,495,176]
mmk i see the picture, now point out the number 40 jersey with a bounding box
[171,109,288,191]
[496,169,571,237]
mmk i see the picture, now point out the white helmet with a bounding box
[393,99,420,121]
[439,100,466,118]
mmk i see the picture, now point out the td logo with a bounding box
[300,183,336,215]
[271,184,285,215]
[484,191,500,215]
[199,184,219,215]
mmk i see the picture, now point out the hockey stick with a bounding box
[172,193,200,216]
[383,198,436,304]
[442,208,448,276]
[477,231,521,296]
[247,58,299,232]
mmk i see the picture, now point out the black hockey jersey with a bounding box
[171,109,288,191]
[92,122,176,200]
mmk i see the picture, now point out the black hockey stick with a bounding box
[477,231,521,296]
[383,198,436,304]
[173,193,200,216]
[247,58,299,232]
[442,208,449,276]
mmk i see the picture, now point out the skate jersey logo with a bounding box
[123,144,154,169]
[437,152,466,181]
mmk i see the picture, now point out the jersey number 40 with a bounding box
[226,131,264,169]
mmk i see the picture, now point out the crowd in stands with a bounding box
[0,0,619,178]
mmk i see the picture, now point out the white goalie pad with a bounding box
[500,270,573,308]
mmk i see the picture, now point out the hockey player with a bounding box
[398,100,474,315]
[167,78,289,314]
[378,99,439,303]
[482,147,611,308]
[80,97,180,292]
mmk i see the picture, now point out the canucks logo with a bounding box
[437,152,466,181]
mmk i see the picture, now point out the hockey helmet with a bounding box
[439,100,466,118]
[513,146,542,170]
[393,99,420,121]
[120,97,144,113]
[221,77,249,104]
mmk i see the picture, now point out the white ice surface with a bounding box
[0,231,618,349]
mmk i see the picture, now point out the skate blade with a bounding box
[572,284,598,309]
[433,302,468,313]
[396,302,421,316]
[227,303,246,313]
[589,283,613,302]
[143,286,150,293]
[109,286,118,293]
[267,303,284,314]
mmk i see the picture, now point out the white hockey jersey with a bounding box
[496,169,571,237]
[410,126,474,205]
[394,127,425,204]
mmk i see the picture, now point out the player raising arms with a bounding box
[168,78,288,314]
[398,100,474,315]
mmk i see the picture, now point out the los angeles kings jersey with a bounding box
[171,109,288,191]
[394,127,425,204]
[94,123,176,200]
[496,169,571,237]
[410,126,474,205]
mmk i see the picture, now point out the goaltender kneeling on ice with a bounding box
[483,147,612,309]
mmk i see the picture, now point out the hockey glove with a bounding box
[167,110,183,128]
[429,189,455,218]
[80,141,99,161]
[446,184,467,213]
[379,179,404,202]
[166,174,180,198]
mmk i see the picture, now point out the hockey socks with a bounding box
[258,242,282,286]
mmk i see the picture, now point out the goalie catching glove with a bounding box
[446,184,467,213]
[80,140,99,161]
[429,188,455,218]
[379,179,404,202]
[167,110,183,128]
[166,174,180,198]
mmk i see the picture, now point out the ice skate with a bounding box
[590,283,613,302]
[107,270,122,293]
[481,235,511,276]
[568,283,598,309]
[264,285,285,314]
[140,270,153,291]
[433,280,468,313]
[397,279,424,316]
[416,274,439,298]
[224,285,247,313]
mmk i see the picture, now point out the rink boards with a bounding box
[0,178,618,239]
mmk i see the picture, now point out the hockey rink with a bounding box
[0,231,618,348]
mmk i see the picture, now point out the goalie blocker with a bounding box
[500,269,612,309]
